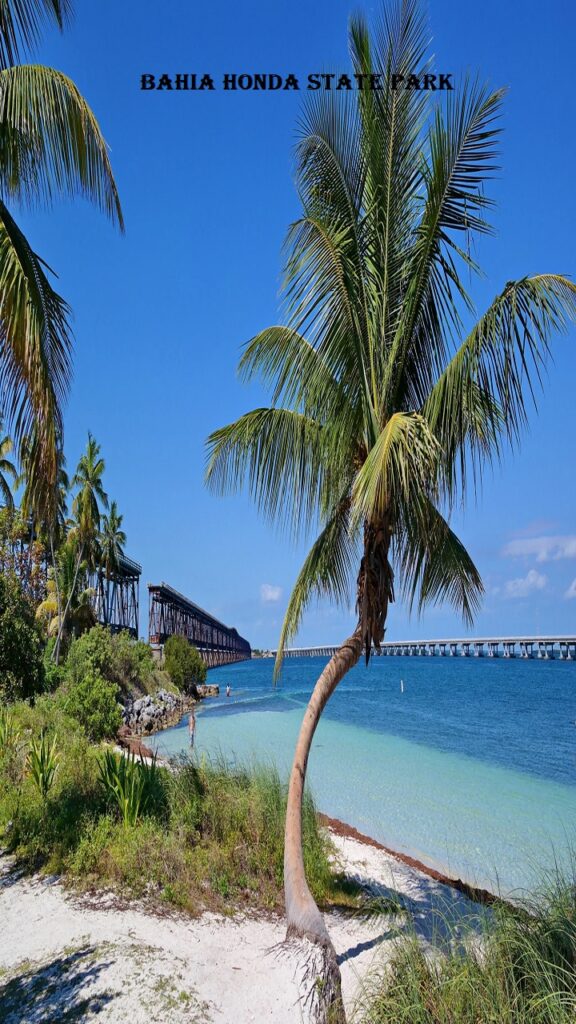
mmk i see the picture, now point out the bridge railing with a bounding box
[272,637,576,660]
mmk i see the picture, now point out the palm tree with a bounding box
[53,432,108,658]
[0,1,123,503]
[36,536,95,641]
[100,501,126,577]
[206,2,576,1016]
[71,433,108,566]
[19,430,69,659]
[99,500,126,621]
[0,422,17,506]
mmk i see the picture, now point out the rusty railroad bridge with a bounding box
[148,582,251,667]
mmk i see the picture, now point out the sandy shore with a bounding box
[0,829,487,1023]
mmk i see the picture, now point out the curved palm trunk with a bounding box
[284,624,363,1022]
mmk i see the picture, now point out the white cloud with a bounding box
[260,583,282,604]
[504,569,547,599]
[503,536,576,562]
[565,578,576,599]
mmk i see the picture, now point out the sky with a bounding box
[15,0,576,647]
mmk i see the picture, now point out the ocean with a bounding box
[151,655,576,896]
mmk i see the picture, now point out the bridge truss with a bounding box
[148,582,251,667]
[90,554,141,638]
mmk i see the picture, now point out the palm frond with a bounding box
[349,0,429,397]
[238,325,342,419]
[274,497,358,678]
[423,274,576,497]
[395,496,483,625]
[0,0,70,70]
[351,411,441,526]
[0,196,71,487]
[388,80,504,410]
[282,214,375,433]
[0,64,123,226]
[206,407,333,540]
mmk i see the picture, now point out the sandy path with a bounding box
[0,832,484,1023]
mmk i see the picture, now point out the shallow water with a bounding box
[152,656,576,895]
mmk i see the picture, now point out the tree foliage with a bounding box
[0,572,44,702]
[65,625,154,695]
[164,635,207,692]
[63,667,121,741]
[0,0,123,503]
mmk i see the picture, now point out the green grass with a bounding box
[361,870,576,1024]
[0,700,363,916]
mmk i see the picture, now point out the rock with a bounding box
[119,688,199,736]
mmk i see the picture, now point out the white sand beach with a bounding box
[0,830,485,1023]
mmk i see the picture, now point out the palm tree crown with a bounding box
[100,501,126,578]
[207,1,576,668]
[71,432,108,568]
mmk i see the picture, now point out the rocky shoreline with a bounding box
[120,683,221,736]
[121,689,194,735]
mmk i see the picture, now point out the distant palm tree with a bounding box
[0,423,17,506]
[19,430,70,660]
[53,433,108,658]
[0,1,123,503]
[71,433,108,568]
[100,501,126,578]
[99,500,126,622]
[206,2,576,1016]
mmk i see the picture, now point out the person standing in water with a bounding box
[188,710,196,748]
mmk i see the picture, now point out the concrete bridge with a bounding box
[272,636,576,660]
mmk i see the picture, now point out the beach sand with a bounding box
[0,828,486,1023]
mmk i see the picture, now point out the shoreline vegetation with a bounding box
[1,694,576,1022]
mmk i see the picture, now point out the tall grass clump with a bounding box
[98,750,163,827]
[0,707,21,753]
[26,731,59,801]
[166,756,336,907]
[363,871,576,1024]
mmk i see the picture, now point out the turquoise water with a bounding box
[152,656,576,895]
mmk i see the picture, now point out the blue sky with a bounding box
[17,0,576,646]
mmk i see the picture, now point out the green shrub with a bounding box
[63,668,122,740]
[42,638,65,692]
[65,625,115,685]
[0,573,44,702]
[0,700,102,869]
[164,635,207,692]
[65,625,154,696]
[0,707,24,786]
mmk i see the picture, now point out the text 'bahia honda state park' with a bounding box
[140,71,454,92]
